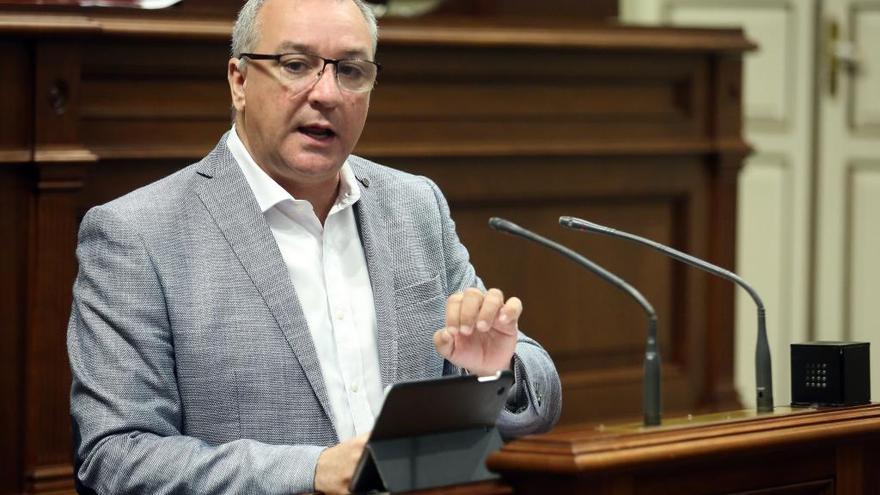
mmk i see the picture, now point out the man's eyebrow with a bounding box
[276,41,310,53]
[275,41,372,59]
[341,49,372,59]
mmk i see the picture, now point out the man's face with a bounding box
[229,0,373,193]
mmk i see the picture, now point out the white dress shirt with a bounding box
[227,127,383,441]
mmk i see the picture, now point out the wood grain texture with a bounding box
[0,8,753,494]
[0,9,755,51]
[0,164,30,495]
[489,404,880,495]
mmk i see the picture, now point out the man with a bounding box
[67,0,561,493]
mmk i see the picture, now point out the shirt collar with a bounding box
[226,125,361,214]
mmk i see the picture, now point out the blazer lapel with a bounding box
[351,165,399,390]
[193,137,336,433]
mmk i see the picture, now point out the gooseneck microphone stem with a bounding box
[488,217,661,426]
[560,216,774,414]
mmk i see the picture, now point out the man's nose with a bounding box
[307,66,343,106]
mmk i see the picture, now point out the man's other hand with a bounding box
[314,432,369,494]
[433,288,520,376]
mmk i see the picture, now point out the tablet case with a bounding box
[350,371,514,493]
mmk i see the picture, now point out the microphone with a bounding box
[559,216,773,413]
[488,217,661,426]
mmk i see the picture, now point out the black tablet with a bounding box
[349,371,514,493]
[370,370,514,440]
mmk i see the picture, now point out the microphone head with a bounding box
[489,217,532,239]
[558,216,577,228]
[488,217,507,231]
[559,216,607,234]
[488,216,520,233]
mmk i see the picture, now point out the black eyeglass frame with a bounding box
[237,52,382,92]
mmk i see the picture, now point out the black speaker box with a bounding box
[791,341,870,407]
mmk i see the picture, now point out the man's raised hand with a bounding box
[432,288,520,376]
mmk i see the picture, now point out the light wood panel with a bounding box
[850,4,880,133]
[631,0,820,410]
[733,153,794,410]
[665,0,796,130]
[845,162,880,395]
[816,0,880,408]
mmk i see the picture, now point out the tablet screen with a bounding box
[369,371,514,440]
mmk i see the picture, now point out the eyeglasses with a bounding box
[238,52,382,93]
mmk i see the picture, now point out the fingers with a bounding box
[476,288,504,332]
[457,288,484,335]
[494,296,523,336]
[446,288,521,337]
[433,328,454,359]
[445,291,463,333]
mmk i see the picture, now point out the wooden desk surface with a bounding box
[489,404,880,494]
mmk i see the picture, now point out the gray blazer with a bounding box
[68,136,561,494]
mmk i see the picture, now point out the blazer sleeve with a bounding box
[423,177,563,438]
[68,206,324,495]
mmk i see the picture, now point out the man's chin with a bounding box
[277,154,344,181]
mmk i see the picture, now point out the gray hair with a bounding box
[231,0,379,63]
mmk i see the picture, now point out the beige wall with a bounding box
[622,0,880,408]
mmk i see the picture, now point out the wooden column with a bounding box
[25,41,96,493]
[0,40,34,495]
[703,54,750,410]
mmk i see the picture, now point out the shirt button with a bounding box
[335,311,345,321]
[352,383,360,393]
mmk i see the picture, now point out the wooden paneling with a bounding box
[385,154,710,424]
[0,40,31,495]
[0,164,30,495]
[0,0,618,22]
[435,0,618,21]
[0,41,31,158]
[360,48,705,156]
[0,9,751,494]
[24,39,95,481]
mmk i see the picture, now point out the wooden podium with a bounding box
[478,404,880,495]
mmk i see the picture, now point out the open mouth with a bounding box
[299,126,336,140]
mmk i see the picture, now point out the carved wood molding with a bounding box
[82,139,752,162]
[32,146,96,191]
[0,12,756,53]
[25,464,74,494]
[33,146,97,164]
[0,148,32,163]
[379,23,755,52]
[0,12,98,35]
[489,403,880,473]
[358,139,752,159]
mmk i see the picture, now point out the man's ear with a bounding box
[228,58,246,113]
